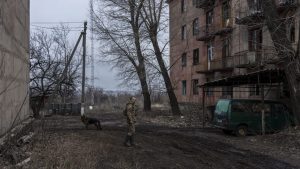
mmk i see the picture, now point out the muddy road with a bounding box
[23,114,299,169]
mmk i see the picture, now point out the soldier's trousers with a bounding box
[127,123,135,136]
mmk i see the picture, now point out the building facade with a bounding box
[0,0,30,135]
[169,0,298,105]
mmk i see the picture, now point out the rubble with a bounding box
[17,132,35,145]
[0,118,35,167]
[16,157,31,167]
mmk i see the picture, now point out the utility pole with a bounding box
[81,21,87,116]
[90,0,95,106]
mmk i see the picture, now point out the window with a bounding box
[181,0,186,13]
[181,25,187,40]
[207,42,214,61]
[222,1,230,27]
[231,102,247,113]
[193,48,199,65]
[231,101,254,113]
[222,38,230,67]
[206,10,213,26]
[215,100,230,114]
[181,53,187,67]
[192,79,199,95]
[248,28,262,51]
[222,38,230,57]
[193,18,199,36]
[182,80,187,95]
[252,103,271,115]
[250,84,260,96]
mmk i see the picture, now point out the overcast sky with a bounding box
[30,0,124,91]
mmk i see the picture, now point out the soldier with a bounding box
[124,96,137,147]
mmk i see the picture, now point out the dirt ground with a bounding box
[1,112,300,169]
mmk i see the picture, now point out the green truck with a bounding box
[213,99,292,136]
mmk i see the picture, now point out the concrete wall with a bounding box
[0,0,30,136]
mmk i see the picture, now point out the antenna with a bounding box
[90,0,95,106]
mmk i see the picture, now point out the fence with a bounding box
[49,103,81,116]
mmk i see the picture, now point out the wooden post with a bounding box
[81,21,87,116]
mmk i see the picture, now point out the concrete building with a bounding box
[0,0,30,136]
[169,0,298,106]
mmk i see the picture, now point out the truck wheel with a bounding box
[222,129,232,135]
[236,125,248,137]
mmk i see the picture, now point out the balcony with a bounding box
[196,49,278,74]
[277,0,299,12]
[235,5,264,25]
[195,64,208,74]
[210,56,234,71]
[196,56,234,74]
[196,25,216,41]
[195,0,215,9]
[214,18,234,36]
[233,49,278,68]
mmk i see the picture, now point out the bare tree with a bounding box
[30,27,81,117]
[141,0,181,115]
[256,0,300,123]
[92,0,152,111]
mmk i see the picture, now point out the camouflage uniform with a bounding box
[126,102,137,135]
[124,97,137,147]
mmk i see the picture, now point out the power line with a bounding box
[31,25,84,32]
[30,21,84,24]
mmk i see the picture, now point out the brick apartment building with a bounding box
[169,0,298,106]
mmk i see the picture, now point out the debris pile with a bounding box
[0,119,34,168]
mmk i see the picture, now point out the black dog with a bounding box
[81,115,102,130]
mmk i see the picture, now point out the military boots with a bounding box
[124,135,131,147]
[130,135,136,146]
